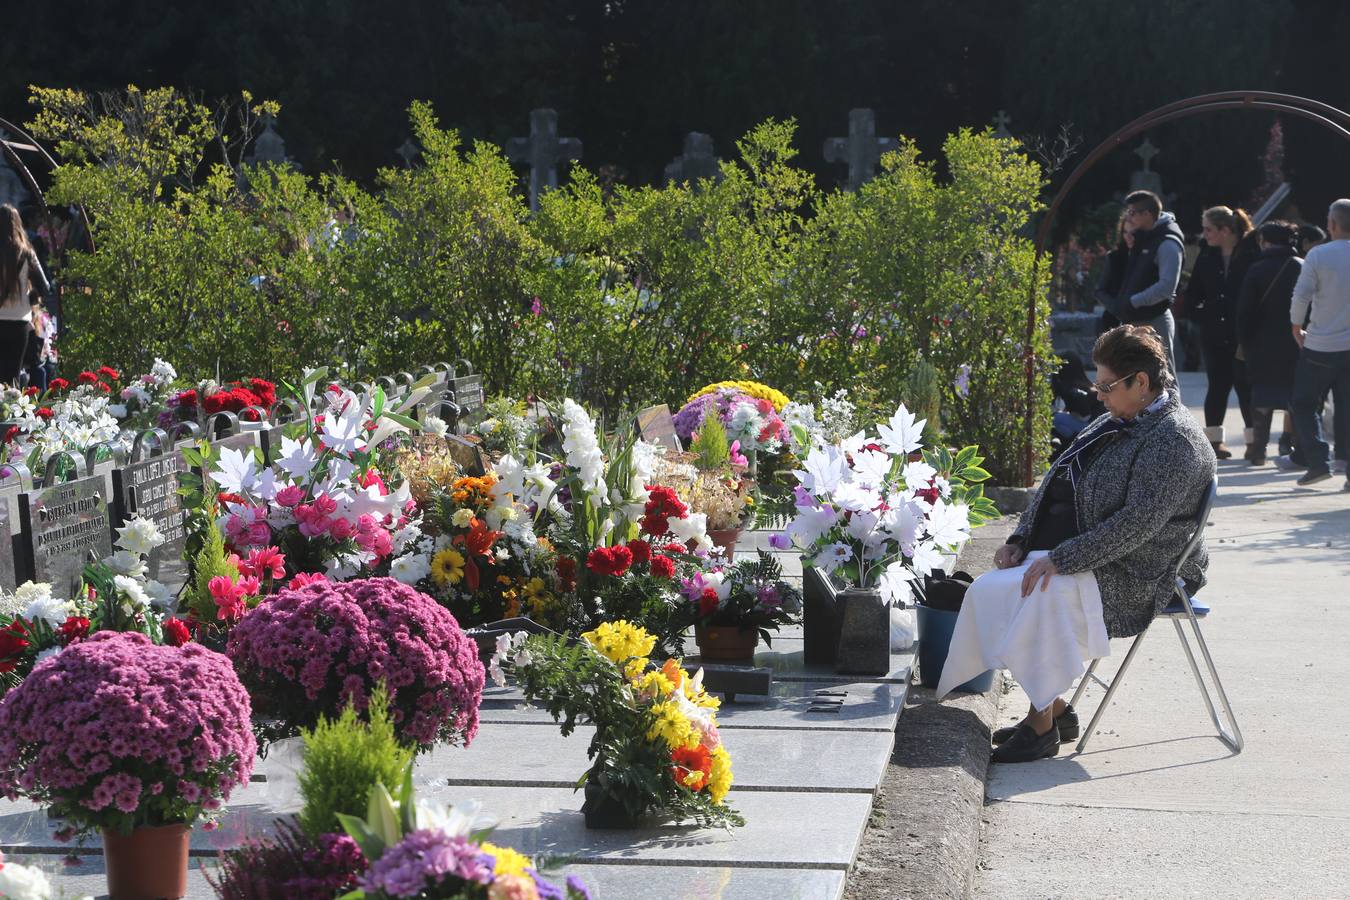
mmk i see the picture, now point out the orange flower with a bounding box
[660,658,684,691]
[455,517,501,559]
[670,744,713,791]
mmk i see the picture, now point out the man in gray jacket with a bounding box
[1289,198,1350,488]
[1115,190,1184,379]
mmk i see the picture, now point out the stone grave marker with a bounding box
[636,404,683,453]
[112,432,190,591]
[505,108,582,211]
[823,108,898,191]
[0,471,31,591]
[17,456,114,599]
[445,434,490,477]
[664,132,723,187]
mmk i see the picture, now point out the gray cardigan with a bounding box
[1013,394,1217,638]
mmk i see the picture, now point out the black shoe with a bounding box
[1297,469,1332,487]
[992,704,1080,745]
[990,722,1060,763]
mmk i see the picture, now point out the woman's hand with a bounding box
[994,543,1025,570]
[1020,556,1060,597]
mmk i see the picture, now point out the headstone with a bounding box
[992,109,1014,139]
[0,484,23,591]
[1130,138,1164,197]
[450,373,484,418]
[246,114,292,168]
[823,109,898,191]
[663,132,723,187]
[636,404,682,453]
[802,566,843,664]
[18,471,114,599]
[113,452,189,590]
[445,434,490,477]
[505,109,583,211]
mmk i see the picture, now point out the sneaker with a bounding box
[1274,454,1306,471]
[1297,469,1332,487]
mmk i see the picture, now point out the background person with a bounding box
[1190,205,1260,458]
[1115,190,1185,378]
[937,325,1216,763]
[0,204,49,385]
[1289,199,1350,488]
[1094,211,1134,332]
[1236,221,1303,466]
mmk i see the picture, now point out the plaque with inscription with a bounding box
[18,474,114,600]
[637,404,683,453]
[451,374,484,415]
[0,486,20,591]
[113,454,189,591]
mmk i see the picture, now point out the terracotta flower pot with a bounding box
[103,823,190,899]
[706,526,743,557]
[695,623,759,663]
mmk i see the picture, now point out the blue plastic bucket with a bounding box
[916,604,994,693]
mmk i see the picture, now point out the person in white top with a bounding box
[0,205,50,386]
[1288,199,1350,487]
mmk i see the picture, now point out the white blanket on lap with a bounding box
[935,551,1110,711]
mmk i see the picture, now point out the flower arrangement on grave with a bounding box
[686,380,790,413]
[783,403,998,602]
[336,768,594,900]
[226,577,484,749]
[177,515,296,645]
[0,631,255,842]
[489,620,743,829]
[673,385,787,457]
[757,384,867,526]
[0,848,53,900]
[112,357,181,430]
[472,395,539,459]
[1,369,124,472]
[682,417,754,535]
[0,516,191,695]
[164,376,278,425]
[500,399,713,654]
[681,551,801,658]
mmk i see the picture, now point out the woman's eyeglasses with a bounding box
[1091,372,1139,394]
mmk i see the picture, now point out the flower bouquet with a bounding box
[0,631,255,898]
[226,577,484,749]
[489,620,743,829]
[673,384,787,459]
[682,551,802,662]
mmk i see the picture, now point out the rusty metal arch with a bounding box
[1020,91,1350,484]
[0,116,94,252]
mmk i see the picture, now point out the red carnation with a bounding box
[627,539,652,566]
[650,555,676,579]
[556,556,577,592]
[48,378,69,391]
[57,616,91,645]
[698,587,720,618]
[645,485,688,520]
[96,381,111,393]
[639,514,670,537]
[163,617,192,647]
[586,545,634,577]
[660,543,687,556]
[22,386,38,398]
[35,406,54,420]
[174,388,199,408]
[97,366,121,381]
[230,387,262,411]
[0,620,30,672]
[203,391,230,415]
[77,371,98,384]
[249,378,277,407]
[2,425,18,445]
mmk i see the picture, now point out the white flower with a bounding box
[795,444,848,496]
[0,856,53,899]
[392,523,423,554]
[113,575,151,612]
[414,797,482,838]
[882,497,926,548]
[105,550,148,578]
[787,504,840,548]
[108,403,129,419]
[324,553,362,581]
[666,512,709,547]
[34,645,63,667]
[24,591,72,627]
[116,516,167,555]
[817,541,855,574]
[909,540,946,578]
[210,447,259,496]
[151,357,178,383]
[833,481,881,514]
[850,449,892,489]
[925,499,971,549]
[485,504,517,531]
[3,582,53,619]
[488,659,506,687]
[421,415,449,437]
[902,460,937,489]
[877,404,926,456]
[494,454,527,500]
[276,436,319,481]
[142,579,177,612]
[879,561,916,605]
[390,553,432,585]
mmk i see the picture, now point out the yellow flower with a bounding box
[635,670,675,699]
[708,745,733,803]
[430,548,466,586]
[582,620,656,670]
[452,507,476,528]
[502,589,521,618]
[646,700,698,751]
[522,577,551,617]
[687,380,790,412]
[481,841,532,878]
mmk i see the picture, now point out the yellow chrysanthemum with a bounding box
[635,670,675,699]
[687,380,790,412]
[502,589,521,618]
[582,620,656,670]
[708,745,733,804]
[647,700,699,751]
[430,548,466,586]
[481,841,532,878]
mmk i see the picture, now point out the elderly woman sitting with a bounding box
[937,324,1217,763]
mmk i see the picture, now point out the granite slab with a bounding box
[559,863,845,900]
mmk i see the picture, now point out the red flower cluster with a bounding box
[586,545,634,577]
[163,618,192,647]
[626,539,652,566]
[35,407,54,420]
[640,486,688,537]
[193,379,279,421]
[77,371,99,385]
[670,744,713,791]
[57,616,90,646]
[915,478,940,506]
[649,555,676,579]
[698,587,720,618]
[2,426,18,445]
[97,366,121,381]
[555,557,577,593]
[0,621,29,672]
[47,377,69,392]
[21,386,38,398]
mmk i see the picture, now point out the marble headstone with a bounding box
[18,473,114,599]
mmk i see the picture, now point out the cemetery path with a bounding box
[974,370,1350,898]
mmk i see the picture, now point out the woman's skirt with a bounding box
[935,551,1110,711]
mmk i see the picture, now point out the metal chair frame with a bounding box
[1069,478,1244,754]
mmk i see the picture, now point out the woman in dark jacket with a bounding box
[1189,206,1260,459]
[1094,211,1133,331]
[1236,221,1303,466]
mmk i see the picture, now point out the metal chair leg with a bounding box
[1075,630,1148,754]
[1178,611,1245,753]
[1069,658,1100,709]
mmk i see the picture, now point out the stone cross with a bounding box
[247,114,291,167]
[992,110,1014,139]
[395,138,420,168]
[663,132,722,187]
[823,109,898,191]
[505,109,582,211]
[1129,138,1164,196]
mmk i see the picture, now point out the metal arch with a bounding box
[0,116,94,253]
[1020,91,1350,484]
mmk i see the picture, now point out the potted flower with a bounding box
[0,631,256,899]
[782,403,998,675]
[683,551,802,663]
[683,416,754,556]
[226,577,485,750]
[490,620,743,830]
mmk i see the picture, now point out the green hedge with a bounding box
[34,87,1052,482]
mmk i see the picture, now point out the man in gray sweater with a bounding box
[1289,198,1350,488]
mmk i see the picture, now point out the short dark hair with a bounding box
[1124,190,1162,217]
[1093,323,1171,392]
[1258,220,1298,247]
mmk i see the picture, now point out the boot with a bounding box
[1204,426,1232,460]
[1248,412,1272,466]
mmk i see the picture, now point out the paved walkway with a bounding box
[975,370,1350,898]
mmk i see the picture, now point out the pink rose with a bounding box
[328,517,354,541]
[275,485,305,508]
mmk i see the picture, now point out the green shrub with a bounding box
[690,415,730,471]
[297,685,413,838]
[904,359,943,445]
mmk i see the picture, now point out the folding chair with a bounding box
[1068,478,1243,754]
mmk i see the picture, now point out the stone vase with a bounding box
[833,587,891,676]
[694,623,759,664]
[103,822,190,899]
[802,566,841,665]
